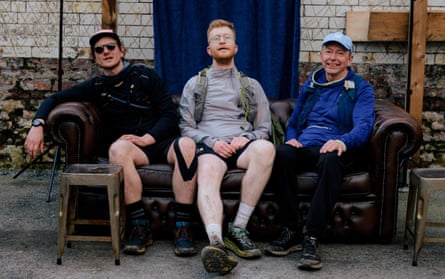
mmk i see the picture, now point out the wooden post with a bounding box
[409,0,427,125]
[102,0,118,31]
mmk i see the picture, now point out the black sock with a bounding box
[126,200,146,225]
[175,202,193,225]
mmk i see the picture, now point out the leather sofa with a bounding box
[46,96,422,244]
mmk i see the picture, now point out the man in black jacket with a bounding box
[24,30,198,257]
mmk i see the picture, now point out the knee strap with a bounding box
[173,139,197,182]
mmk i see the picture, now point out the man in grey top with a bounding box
[179,19,275,275]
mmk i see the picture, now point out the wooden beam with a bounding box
[346,11,445,42]
[102,0,118,31]
[409,0,427,125]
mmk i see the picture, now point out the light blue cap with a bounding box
[322,32,353,52]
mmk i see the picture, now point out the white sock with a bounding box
[206,223,223,246]
[233,202,254,229]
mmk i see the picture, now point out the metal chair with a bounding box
[56,164,123,265]
[403,168,445,266]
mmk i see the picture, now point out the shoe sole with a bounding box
[174,247,198,257]
[123,238,153,255]
[264,244,302,256]
[298,259,323,271]
[223,237,262,259]
[201,246,238,275]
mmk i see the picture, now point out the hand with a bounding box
[320,139,345,156]
[286,138,303,148]
[229,136,249,150]
[119,134,155,147]
[213,140,237,158]
[24,127,45,159]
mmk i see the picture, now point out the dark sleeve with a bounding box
[34,80,96,120]
[141,67,179,141]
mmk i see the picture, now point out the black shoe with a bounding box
[264,227,302,256]
[297,235,322,271]
[224,226,261,259]
[201,244,238,275]
[174,222,198,257]
[123,220,153,255]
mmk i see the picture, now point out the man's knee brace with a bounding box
[173,139,197,181]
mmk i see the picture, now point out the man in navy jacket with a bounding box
[265,32,375,271]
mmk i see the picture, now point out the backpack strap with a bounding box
[238,71,257,123]
[193,68,209,123]
[193,68,257,124]
[96,64,152,110]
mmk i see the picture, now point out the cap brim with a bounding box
[89,32,120,47]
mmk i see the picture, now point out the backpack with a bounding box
[192,68,285,146]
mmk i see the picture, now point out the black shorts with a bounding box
[140,136,177,164]
[196,140,253,169]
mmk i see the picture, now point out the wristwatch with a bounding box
[32,119,44,127]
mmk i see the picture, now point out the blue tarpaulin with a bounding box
[153,0,300,99]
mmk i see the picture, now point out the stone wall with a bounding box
[1,0,444,169]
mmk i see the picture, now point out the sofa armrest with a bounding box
[370,99,422,242]
[46,102,102,164]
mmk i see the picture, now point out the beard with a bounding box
[213,56,233,66]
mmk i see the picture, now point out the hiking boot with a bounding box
[123,219,153,255]
[297,235,322,271]
[201,244,238,275]
[264,227,302,256]
[174,222,198,257]
[224,226,261,259]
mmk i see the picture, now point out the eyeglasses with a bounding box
[94,43,117,54]
[209,34,234,43]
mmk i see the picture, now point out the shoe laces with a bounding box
[274,227,295,245]
[232,227,254,246]
[302,236,317,255]
[128,224,146,241]
[176,226,191,241]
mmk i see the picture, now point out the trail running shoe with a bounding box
[297,235,322,271]
[174,222,198,256]
[123,220,153,255]
[264,226,302,256]
[224,226,261,259]
[201,244,238,275]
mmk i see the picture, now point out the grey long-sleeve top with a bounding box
[179,67,271,148]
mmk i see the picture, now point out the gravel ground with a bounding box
[1,169,444,279]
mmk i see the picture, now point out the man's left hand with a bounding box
[119,134,155,147]
[320,139,346,156]
[230,136,249,150]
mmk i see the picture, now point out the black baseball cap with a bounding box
[89,29,122,47]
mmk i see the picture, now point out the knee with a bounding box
[108,140,131,163]
[319,152,341,167]
[177,137,196,156]
[252,139,275,155]
[250,140,275,165]
[274,144,295,164]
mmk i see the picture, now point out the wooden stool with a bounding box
[403,168,445,266]
[57,164,123,265]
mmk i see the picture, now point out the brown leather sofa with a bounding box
[46,96,422,244]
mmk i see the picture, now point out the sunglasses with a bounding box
[94,43,117,54]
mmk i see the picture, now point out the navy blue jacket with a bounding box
[286,67,375,150]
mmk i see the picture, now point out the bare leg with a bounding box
[108,139,149,204]
[197,154,227,230]
[166,137,197,204]
[236,139,275,207]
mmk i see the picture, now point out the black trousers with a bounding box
[270,144,357,239]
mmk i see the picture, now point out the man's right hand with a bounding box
[285,138,303,148]
[25,127,45,159]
